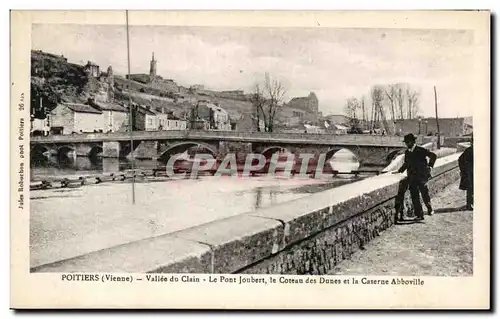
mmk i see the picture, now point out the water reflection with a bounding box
[329,149,360,176]
[31,149,364,179]
[31,156,161,178]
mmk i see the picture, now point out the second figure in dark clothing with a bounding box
[458,139,474,210]
[393,133,437,221]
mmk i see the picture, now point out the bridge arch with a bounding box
[325,147,360,162]
[159,141,217,161]
[57,146,75,162]
[326,147,361,173]
[386,149,403,164]
[88,146,103,159]
[30,145,50,162]
[260,146,291,160]
[31,130,46,137]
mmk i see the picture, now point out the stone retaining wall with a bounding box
[241,164,460,275]
[32,154,461,274]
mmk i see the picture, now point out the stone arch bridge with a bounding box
[30,130,407,168]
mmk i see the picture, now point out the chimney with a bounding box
[88,97,96,106]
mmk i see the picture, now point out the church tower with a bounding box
[149,52,157,80]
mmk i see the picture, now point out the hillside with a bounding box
[30,50,307,129]
[30,51,90,116]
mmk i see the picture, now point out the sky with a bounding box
[32,24,475,118]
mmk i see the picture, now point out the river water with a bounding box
[30,149,365,178]
[30,150,379,268]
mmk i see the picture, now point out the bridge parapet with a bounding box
[31,130,405,147]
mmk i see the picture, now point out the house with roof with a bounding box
[88,98,129,133]
[48,102,104,134]
[155,109,187,131]
[196,101,232,131]
[133,105,158,131]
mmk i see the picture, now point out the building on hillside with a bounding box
[30,117,50,136]
[155,109,187,131]
[84,61,100,77]
[394,117,473,137]
[282,117,302,127]
[195,101,232,131]
[93,65,115,103]
[217,90,247,100]
[280,107,307,125]
[324,121,349,135]
[209,104,231,131]
[303,124,324,134]
[134,105,158,131]
[48,102,104,135]
[323,114,350,126]
[126,53,179,93]
[151,78,179,92]
[89,99,129,133]
[285,92,319,115]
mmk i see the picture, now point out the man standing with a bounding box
[459,138,474,210]
[393,133,437,221]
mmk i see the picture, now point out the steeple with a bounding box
[149,52,157,80]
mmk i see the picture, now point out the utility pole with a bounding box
[126,10,136,204]
[434,85,441,149]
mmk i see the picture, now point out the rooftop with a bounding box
[62,103,102,114]
[93,101,129,113]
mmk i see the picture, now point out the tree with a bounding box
[250,73,287,132]
[30,77,61,119]
[250,84,266,132]
[395,84,405,120]
[344,97,361,131]
[361,96,366,130]
[407,87,420,119]
[384,84,397,122]
[371,85,389,133]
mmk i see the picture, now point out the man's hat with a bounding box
[403,133,416,143]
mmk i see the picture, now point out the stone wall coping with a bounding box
[249,153,460,222]
[32,153,461,274]
[172,215,283,273]
[32,235,212,273]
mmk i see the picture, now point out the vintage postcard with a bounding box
[10,10,490,309]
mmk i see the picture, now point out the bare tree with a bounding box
[344,97,361,131]
[361,96,366,130]
[384,84,397,121]
[407,87,420,119]
[264,73,287,132]
[394,84,405,120]
[250,84,266,132]
[344,97,360,119]
[371,85,392,134]
[251,73,287,132]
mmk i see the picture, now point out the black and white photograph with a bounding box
[10,10,490,309]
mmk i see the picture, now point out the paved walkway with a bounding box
[330,180,473,276]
